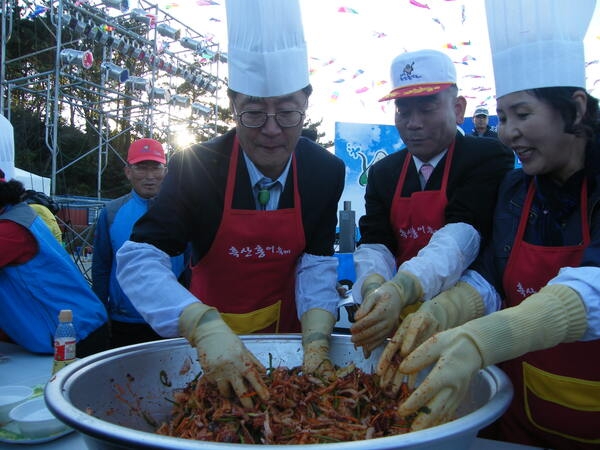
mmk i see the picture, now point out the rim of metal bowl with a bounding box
[45,336,513,450]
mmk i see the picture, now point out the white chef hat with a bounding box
[226,0,309,98]
[485,0,595,99]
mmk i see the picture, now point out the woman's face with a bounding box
[497,90,586,185]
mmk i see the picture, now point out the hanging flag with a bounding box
[338,7,359,14]
[409,0,430,9]
[27,5,47,18]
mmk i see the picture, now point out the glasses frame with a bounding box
[233,108,305,129]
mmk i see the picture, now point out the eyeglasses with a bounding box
[128,163,166,174]
[235,110,305,128]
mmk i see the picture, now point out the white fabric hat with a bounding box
[379,49,456,101]
[486,0,595,99]
[226,0,309,97]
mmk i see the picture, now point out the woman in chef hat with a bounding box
[376,1,600,448]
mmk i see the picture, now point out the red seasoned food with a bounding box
[157,365,414,444]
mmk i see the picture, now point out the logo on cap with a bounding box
[379,49,457,102]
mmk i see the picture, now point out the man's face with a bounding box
[124,161,167,199]
[231,90,307,179]
[394,89,466,162]
[474,114,489,132]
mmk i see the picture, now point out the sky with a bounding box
[156,0,600,142]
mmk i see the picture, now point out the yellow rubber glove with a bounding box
[302,308,336,378]
[395,284,587,431]
[360,273,386,299]
[351,271,423,358]
[377,281,484,394]
[178,303,269,409]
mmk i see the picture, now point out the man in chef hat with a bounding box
[116,0,345,407]
[374,0,600,447]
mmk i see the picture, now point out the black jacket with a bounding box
[131,129,346,263]
[358,132,515,255]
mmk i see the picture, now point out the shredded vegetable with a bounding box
[156,365,415,444]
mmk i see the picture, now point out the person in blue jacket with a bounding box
[92,138,188,348]
[0,170,109,355]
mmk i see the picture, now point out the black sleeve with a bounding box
[130,132,233,258]
[444,135,515,245]
[296,138,346,256]
[357,151,407,255]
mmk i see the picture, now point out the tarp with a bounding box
[14,167,51,194]
[0,114,15,181]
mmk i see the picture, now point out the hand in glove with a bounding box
[351,271,423,358]
[395,285,587,431]
[360,273,386,299]
[179,303,269,409]
[302,308,336,378]
[377,282,484,394]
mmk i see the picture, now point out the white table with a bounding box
[0,342,542,450]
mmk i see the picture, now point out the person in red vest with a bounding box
[377,1,600,448]
[115,0,345,408]
[349,49,514,357]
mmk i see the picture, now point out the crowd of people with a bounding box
[1,0,598,448]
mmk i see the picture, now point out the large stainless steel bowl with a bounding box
[45,334,512,450]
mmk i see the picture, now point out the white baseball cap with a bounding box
[379,49,457,102]
[226,0,309,98]
[486,0,595,99]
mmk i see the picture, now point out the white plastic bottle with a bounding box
[52,309,77,374]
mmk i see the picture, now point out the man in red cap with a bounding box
[350,49,515,356]
[92,138,188,348]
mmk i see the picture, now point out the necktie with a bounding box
[257,177,277,210]
[420,163,434,188]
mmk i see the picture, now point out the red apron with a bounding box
[390,142,455,267]
[500,179,600,448]
[189,137,306,334]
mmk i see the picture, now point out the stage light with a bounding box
[102,0,129,11]
[102,0,121,9]
[200,49,217,62]
[101,62,129,83]
[125,76,149,91]
[120,39,134,56]
[60,49,94,69]
[205,82,217,94]
[156,23,181,41]
[170,94,190,108]
[92,28,114,47]
[194,77,207,89]
[191,103,212,116]
[131,47,146,61]
[179,37,204,52]
[131,8,156,26]
[149,87,171,102]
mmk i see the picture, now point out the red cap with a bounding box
[127,138,166,164]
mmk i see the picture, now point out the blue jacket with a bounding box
[0,203,108,353]
[473,143,600,299]
[92,190,187,323]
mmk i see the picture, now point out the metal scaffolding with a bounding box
[1,0,227,279]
